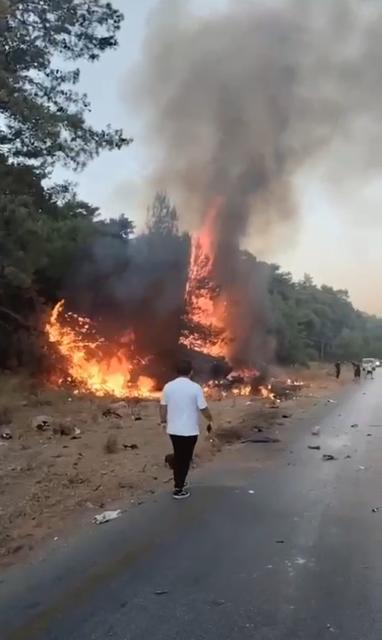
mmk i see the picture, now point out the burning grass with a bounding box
[46,300,158,399]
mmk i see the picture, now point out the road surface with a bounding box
[2,374,382,639]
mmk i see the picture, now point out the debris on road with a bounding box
[210,599,226,607]
[372,507,380,513]
[276,540,285,544]
[0,427,12,440]
[322,454,337,461]
[123,443,139,450]
[358,466,366,471]
[326,399,336,404]
[102,402,129,419]
[71,427,81,439]
[32,415,52,431]
[350,423,359,429]
[311,426,321,436]
[344,454,352,459]
[248,490,255,494]
[93,509,122,525]
[308,445,321,450]
[154,590,169,596]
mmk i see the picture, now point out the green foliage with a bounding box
[268,269,382,365]
[0,0,131,169]
[146,191,179,236]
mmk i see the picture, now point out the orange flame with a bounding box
[45,301,158,398]
[180,198,231,358]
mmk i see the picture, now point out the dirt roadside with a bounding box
[0,364,350,568]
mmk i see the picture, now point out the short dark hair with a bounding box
[176,359,193,377]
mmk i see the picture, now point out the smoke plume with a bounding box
[127,0,382,238]
[123,0,382,365]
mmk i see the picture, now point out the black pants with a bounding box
[170,435,198,490]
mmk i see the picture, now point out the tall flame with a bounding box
[181,198,231,358]
[46,300,157,398]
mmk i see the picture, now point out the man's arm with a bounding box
[197,386,213,428]
[159,387,168,427]
[200,406,213,423]
[159,403,167,425]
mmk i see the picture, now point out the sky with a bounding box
[55,0,382,317]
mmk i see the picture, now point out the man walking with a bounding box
[160,360,213,500]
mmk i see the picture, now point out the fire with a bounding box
[45,301,158,398]
[180,198,231,358]
[259,384,280,404]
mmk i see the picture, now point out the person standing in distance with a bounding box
[160,359,213,500]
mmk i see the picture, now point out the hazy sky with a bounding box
[56,0,382,316]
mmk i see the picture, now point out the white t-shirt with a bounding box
[161,377,208,436]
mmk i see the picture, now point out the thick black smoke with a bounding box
[128,0,382,227]
[123,0,382,364]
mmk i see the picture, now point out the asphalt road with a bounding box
[2,374,382,639]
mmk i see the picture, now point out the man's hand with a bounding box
[159,403,167,429]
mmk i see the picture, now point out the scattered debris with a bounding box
[0,427,12,440]
[358,466,366,471]
[154,590,169,596]
[326,399,336,404]
[367,433,372,437]
[308,445,321,450]
[372,507,380,513]
[32,415,52,431]
[242,436,280,444]
[311,426,321,436]
[282,414,291,419]
[326,623,336,633]
[71,427,81,440]
[210,599,226,607]
[350,423,359,429]
[344,454,352,459]
[134,416,143,422]
[123,443,139,450]
[322,454,337,461]
[104,434,119,454]
[93,509,122,525]
[248,490,255,494]
[102,402,129,419]
[276,540,285,544]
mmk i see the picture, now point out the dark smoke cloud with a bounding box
[126,0,382,237]
[123,0,382,365]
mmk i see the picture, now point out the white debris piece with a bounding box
[93,509,122,525]
[1,427,12,440]
[311,426,320,436]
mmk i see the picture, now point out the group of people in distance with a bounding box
[334,360,373,382]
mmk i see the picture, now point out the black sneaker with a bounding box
[172,488,191,500]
